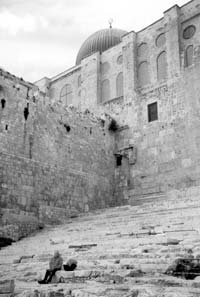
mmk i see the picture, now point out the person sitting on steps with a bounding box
[38,250,63,284]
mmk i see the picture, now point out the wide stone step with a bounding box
[128,192,200,215]
[2,198,200,297]
[128,192,166,206]
[0,279,15,294]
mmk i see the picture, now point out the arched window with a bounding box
[101,79,110,102]
[116,72,123,97]
[117,55,123,65]
[138,61,149,86]
[101,62,110,75]
[156,33,166,47]
[60,84,72,105]
[138,43,148,57]
[157,51,167,80]
[185,45,193,67]
[49,87,55,99]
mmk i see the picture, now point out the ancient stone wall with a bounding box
[0,71,116,224]
[101,0,200,201]
[106,61,200,200]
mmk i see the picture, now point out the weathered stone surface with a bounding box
[56,271,74,280]
[74,270,92,278]
[0,280,14,293]
[2,204,200,296]
[0,69,116,231]
[126,269,145,277]
[0,213,42,242]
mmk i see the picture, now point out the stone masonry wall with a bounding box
[49,66,81,109]
[100,0,200,201]
[105,61,200,199]
[0,70,116,224]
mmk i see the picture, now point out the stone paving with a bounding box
[1,198,200,297]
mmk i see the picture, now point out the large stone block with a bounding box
[0,280,14,294]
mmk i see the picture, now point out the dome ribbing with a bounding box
[76,28,127,65]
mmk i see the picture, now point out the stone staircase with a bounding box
[128,191,167,207]
[1,188,200,296]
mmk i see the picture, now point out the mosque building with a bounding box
[0,0,200,228]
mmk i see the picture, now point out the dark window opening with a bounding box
[24,103,29,121]
[90,127,92,134]
[1,98,6,109]
[116,155,122,167]
[100,119,105,127]
[108,119,118,132]
[5,124,8,131]
[64,124,71,132]
[148,102,158,122]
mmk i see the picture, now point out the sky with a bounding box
[0,0,189,82]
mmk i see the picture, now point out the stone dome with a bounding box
[76,28,127,65]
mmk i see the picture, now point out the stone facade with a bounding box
[0,71,116,225]
[1,0,200,227]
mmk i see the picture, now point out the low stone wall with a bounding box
[0,211,42,242]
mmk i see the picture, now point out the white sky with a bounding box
[0,0,189,82]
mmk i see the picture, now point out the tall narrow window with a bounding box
[156,33,166,47]
[148,102,158,122]
[60,84,72,105]
[77,75,81,87]
[117,55,123,65]
[0,86,6,110]
[116,72,123,97]
[157,51,167,80]
[138,61,149,86]
[138,43,148,57]
[185,45,193,67]
[101,79,110,102]
[101,62,110,75]
[116,155,122,167]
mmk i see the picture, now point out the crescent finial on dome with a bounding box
[108,18,113,29]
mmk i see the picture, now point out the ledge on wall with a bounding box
[103,96,124,105]
[117,125,129,132]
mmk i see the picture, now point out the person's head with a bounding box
[54,250,60,258]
